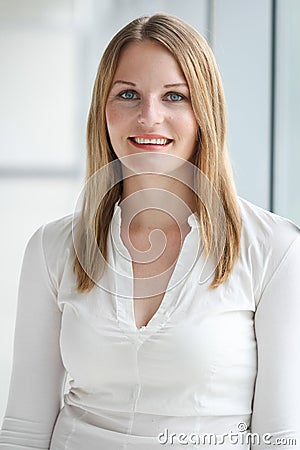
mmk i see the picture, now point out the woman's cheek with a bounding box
[106,104,132,132]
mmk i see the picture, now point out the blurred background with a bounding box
[0,0,299,420]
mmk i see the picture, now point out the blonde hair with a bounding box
[73,13,241,292]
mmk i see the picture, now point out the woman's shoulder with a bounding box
[26,212,76,257]
[238,197,300,282]
[26,212,75,250]
[42,212,76,244]
[237,197,300,301]
[238,196,299,246]
[25,213,78,291]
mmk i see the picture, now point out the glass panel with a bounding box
[274,0,300,225]
[213,0,272,209]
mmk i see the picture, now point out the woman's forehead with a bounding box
[112,40,187,86]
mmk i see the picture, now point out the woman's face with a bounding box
[105,40,198,166]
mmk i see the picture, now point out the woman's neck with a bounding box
[120,172,196,231]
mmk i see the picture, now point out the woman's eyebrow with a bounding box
[164,83,188,88]
[112,80,136,87]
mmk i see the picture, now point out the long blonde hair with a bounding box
[73,13,241,292]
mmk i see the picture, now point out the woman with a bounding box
[0,13,299,450]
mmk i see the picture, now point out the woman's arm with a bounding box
[0,225,66,449]
[251,236,300,449]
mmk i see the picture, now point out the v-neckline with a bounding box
[111,203,202,336]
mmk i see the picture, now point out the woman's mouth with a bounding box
[128,136,173,149]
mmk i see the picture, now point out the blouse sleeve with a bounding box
[0,225,66,449]
[250,235,300,448]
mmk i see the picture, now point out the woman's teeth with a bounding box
[131,137,171,145]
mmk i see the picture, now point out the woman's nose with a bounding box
[137,97,164,127]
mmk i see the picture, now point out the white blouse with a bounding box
[0,197,299,449]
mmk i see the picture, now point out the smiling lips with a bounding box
[129,135,173,148]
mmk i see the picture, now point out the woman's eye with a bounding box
[166,92,185,102]
[119,90,137,100]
